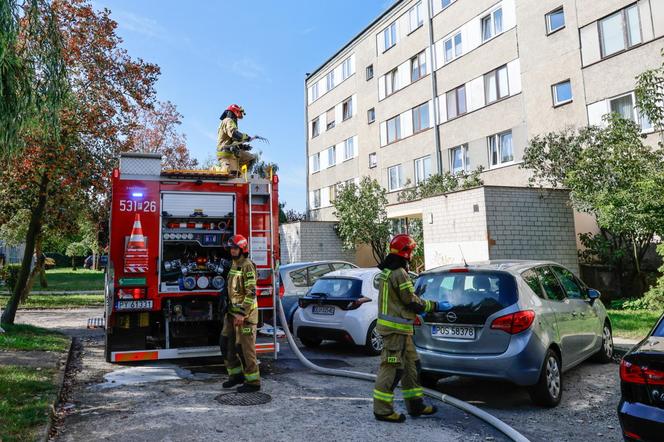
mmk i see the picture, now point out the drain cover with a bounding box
[215,391,272,406]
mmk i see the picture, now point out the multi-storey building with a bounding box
[305,0,664,228]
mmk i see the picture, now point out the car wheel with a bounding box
[528,349,562,407]
[592,322,614,363]
[364,321,383,356]
[419,370,441,389]
[300,335,322,348]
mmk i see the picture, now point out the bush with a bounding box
[0,264,22,293]
[621,289,664,311]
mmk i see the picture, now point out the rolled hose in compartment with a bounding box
[276,297,530,442]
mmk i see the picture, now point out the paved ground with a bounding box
[16,308,626,442]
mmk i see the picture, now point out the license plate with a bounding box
[116,300,153,311]
[312,305,335,315]
[431,325,475,339]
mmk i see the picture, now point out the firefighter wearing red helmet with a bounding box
[221,234,261,392]
[373,234,445,422]
[217,104,256,174]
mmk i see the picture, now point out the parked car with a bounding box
[293,268,383,355]
[618,312,664,441]
[413,260,613,406]
[278,261,357,328]
[84,255,108,270]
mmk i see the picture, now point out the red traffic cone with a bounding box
[124,214,149,273]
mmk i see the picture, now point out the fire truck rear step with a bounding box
[110,342,279,362]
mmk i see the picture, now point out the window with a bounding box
[551,266,583,299]
[332,263,354,271]
[385,68,398,96]
[326,107,335,130]
[327,146,336,167]
[552,80,572,106]
[368,107,376,124]
[546,7,565,34]
[599,5,641,58]
[366,64,374,80]
[444,32,462,63]
[409,2,424,33]
[386,115,401,144]
[450,144,469,173]
[342,97,353,121]
[308,264,334,285]
[312,189,321,209]
[342,58,352,80]
[289,268,308,287]
[442,0,452,8]
[384,22,397,51]
[609,93,653,130]
[311,117,320,138]
[369,152,377,168]
[481,8,503,42]
[329,185,337,203]
[522,269,545,298]
[326,70,335,91]
[411,50,427,82]
[311,83,319,101]
[388,164,404,191]
[537,267,566,301]
[484,65,509,104]
[343,137,354,160]
[412,102,430,132]
[414,155,432,185]
[312,153,320,172]
[446,85,467,119]
[488,130,513,167]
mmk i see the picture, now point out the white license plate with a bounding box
[431,325,475,339]
[116,300,153,311]
[312,305,335,315]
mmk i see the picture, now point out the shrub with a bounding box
[0,264,22,293]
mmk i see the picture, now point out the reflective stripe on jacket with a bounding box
[376,267,434,336]
[227,255,258,324]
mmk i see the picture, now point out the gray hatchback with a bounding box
[413,260,614,407]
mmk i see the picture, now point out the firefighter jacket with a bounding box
[376,267,435,336]
[217,117,250,151]
[227,255,258,324]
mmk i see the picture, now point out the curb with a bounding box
[41,336,76,442]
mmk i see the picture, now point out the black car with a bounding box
[618,312,664,441]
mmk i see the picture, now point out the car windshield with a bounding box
[654,316,664,337]
[415,270,518,313]
[308,278,362,298]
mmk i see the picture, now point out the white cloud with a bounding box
[229,57,272,83]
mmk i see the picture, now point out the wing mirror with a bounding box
[587,289,601,304]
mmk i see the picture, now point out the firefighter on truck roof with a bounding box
[217,104,256,174]
[221,234,261,393]
[373,234,448,423]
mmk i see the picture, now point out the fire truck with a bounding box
[104,152,280,363]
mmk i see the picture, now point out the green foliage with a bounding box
[0,264,22,293]
[397,167,485,202]
[65,241,89,258]
[0,323,69,352]
[0,209,30,246]
[578,232,626,266]
[607,309,663,339]
[624,243,664,311]
[635,48,664,133]
[333,177,391,263]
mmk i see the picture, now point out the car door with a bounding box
[551,266,599,359]
[536,266,583,368]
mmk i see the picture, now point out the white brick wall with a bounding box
[280,221,356,265]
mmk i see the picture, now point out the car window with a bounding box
[309,278,362,298]
[307,264,333,285]
[289,268,308,288]
[536,267,566,301]
[653,316,664,337]
[522,269,545,298]
[552,266,583,299]
[332,263,354,270]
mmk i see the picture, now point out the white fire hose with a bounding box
[276,297,530,442]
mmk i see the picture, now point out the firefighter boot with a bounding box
[237,383,260,393]
[408,400,438,417]
[374,412,406,423]
[222,374,244,389]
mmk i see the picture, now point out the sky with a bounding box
[92,0,395,212]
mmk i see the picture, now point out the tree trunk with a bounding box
[21,234,44,302]
[36,236,47,288]
[92,248,97,271]
[1,173,49,325]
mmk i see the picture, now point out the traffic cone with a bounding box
[124,214,149,273]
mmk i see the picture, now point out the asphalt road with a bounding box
[16,308,624,442]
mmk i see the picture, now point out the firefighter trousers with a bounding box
[221,314,260,385]
[373,333,425,416]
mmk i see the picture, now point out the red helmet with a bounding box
[227,104,245,119]
[389,234,417,260]
[228,234,249,253]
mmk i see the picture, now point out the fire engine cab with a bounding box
[104,152,280,363]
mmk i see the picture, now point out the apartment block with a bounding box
[305,0,664,223]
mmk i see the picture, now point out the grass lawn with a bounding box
[607,309,663,340]
[0,324,70,352]
[0,293,104,310]
[30,268,104,292]
[0,365,58,442]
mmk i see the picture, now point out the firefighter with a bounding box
[217,104,256,174]
[221,234,261,393]
[373,234,446,423]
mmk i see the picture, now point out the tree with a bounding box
[397,167,484,202]
[279,203,306,223]
[333,177,391,263]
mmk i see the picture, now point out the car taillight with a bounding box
[279,283,284,297]
[117,288,146,299]
[623,431,642,441]
[345,297,371,310]
[620,360,664,385]
[414,315,422,326]
[490,310,535,334]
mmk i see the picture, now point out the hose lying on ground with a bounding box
[276,297,531,442]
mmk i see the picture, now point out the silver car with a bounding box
[413,260,614,407]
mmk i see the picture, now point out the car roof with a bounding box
[422,260,561,275]
[323,267,381,278]
[280,261,356,272]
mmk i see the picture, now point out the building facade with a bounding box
[305,0,664,223]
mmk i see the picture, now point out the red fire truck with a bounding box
[104,152,280,363]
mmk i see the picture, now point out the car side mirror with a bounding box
[587,289,601,303]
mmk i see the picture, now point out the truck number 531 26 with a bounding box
[119,200,157,212]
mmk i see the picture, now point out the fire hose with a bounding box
[275,297,531,442]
